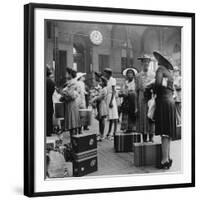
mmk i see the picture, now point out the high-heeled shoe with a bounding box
[168,158,173,168]
[158,161,171,169]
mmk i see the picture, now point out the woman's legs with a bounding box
[107,120,113,136]
[161,135,170,164]
[113,119,118,137]
[100,118,106,138]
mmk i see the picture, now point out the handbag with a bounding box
[147,95,156,121]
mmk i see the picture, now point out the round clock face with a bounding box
[90,30,103,45]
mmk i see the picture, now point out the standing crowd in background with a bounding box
[46,51,181,170]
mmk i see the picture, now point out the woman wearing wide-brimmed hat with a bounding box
[136,55,155,142]
[119,68,138,133]
[153,51,177,169]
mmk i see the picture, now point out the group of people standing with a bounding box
[91,54,156,143]
[46,51,181,170]
[90,52,181,169]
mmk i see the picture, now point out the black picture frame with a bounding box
[24,3,195,197]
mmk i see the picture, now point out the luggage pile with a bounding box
[114,132,162,168]
[71,133,98,176]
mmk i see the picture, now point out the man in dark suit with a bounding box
[46,67,55,136]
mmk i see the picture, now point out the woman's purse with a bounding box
[147,95,156,121]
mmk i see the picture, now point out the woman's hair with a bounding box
[101,76,108,87]
[46,67,52,77]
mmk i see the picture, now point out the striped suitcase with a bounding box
[73,149,98,177]
[114,132,141,152]
[133,142,162,167]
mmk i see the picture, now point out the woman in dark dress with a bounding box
[46,68,55,136]
[119,68,138,133]
[153,51,177,169]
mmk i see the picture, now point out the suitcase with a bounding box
[114,132,141,152]
[71,133,97,153]
[55,102,64,118]
[79,109,92,126]
[133,142,162,167]
[73,155,98,177]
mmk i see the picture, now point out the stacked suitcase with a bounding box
[114,132,141,152]
[71,133,98,176]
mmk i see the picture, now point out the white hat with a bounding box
[76,72,86,80]
[137,54,152,61]
[122,68,138,76]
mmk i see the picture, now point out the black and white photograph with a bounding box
[45,21,182,178]
[24,3,195,196]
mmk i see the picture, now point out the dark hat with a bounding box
[94,72,102,78]
[137,54,152,62]
[104,68,112,74]
[66,67,77,78]
[153,51,173,70]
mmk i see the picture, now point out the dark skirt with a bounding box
[175,102,181,126]
[155,95,177,139]
[121,113,136,131]
[121,93,136,131]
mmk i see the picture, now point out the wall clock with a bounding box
[90,30,103,45]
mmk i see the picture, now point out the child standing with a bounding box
[91,76,108,141]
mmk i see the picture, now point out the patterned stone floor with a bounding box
[55,112,182,177]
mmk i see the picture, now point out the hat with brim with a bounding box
[137,54,152,62]
[66,67,77,78]
[76,72,86,80]
[122,68,138,76]
[104,68,112,74]
[153,51,174,70]
[94,72,102,78]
